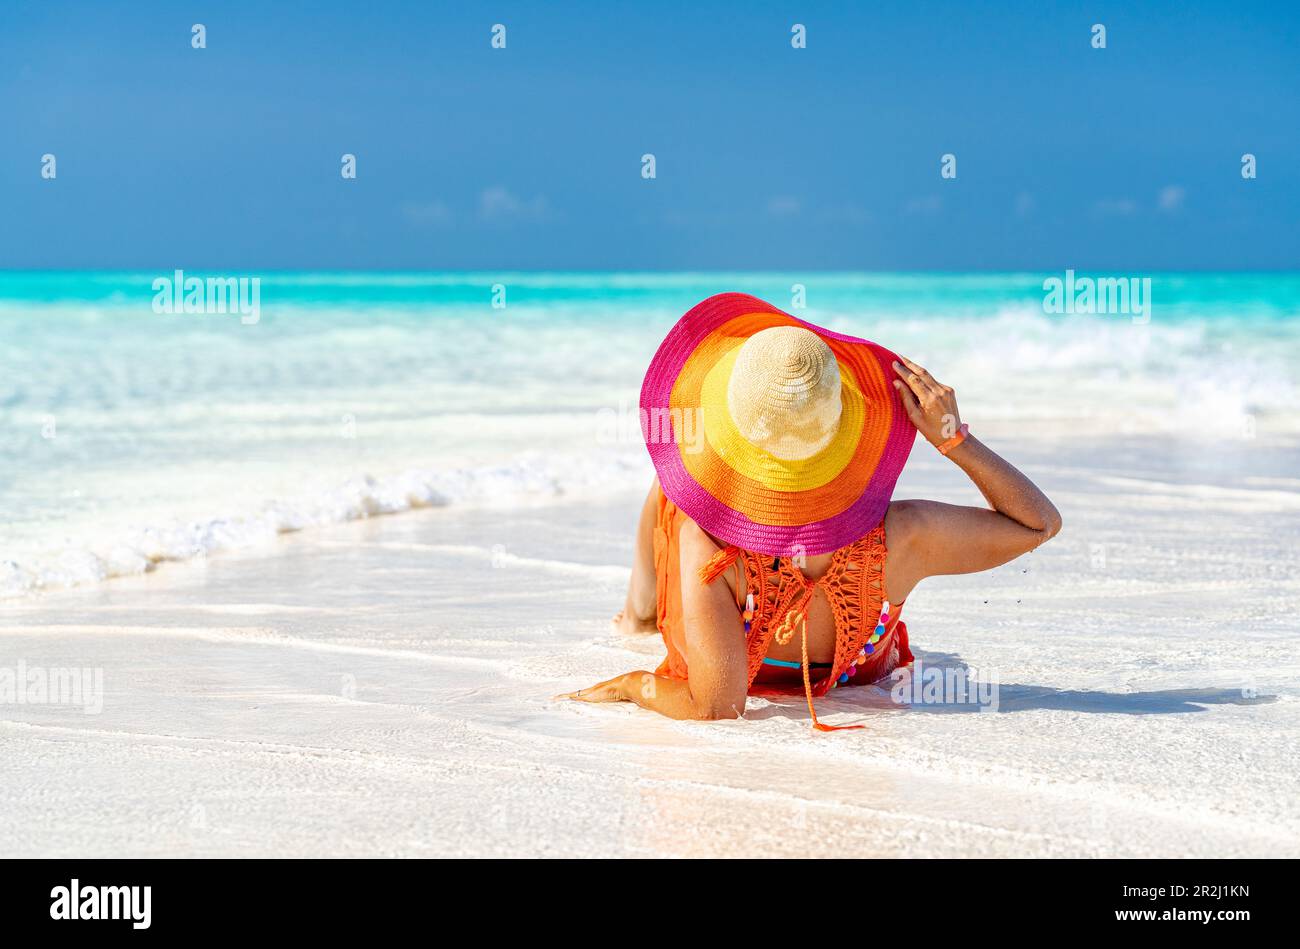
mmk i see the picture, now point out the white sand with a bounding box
[2,431,1299,857]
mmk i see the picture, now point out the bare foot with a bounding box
[612,609,658,635]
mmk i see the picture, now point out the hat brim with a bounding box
[641,293,916,557]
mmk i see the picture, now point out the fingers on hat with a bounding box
[892,360,930,399]
[892,379,923,421]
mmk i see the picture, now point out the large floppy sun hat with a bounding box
[641,292,917,557]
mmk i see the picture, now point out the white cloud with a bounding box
[904,194,943,215]
[401,200,453,228]
[1158,185,1186,213]
[1092,197,1137,218]
[766,196,803,217]
[479,186,549,221]
[822,203,870,225]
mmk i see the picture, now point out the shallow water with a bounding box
[3,271,1297,598]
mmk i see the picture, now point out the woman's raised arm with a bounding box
[886,356,1062,595]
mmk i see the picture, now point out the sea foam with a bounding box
[0,454,648,599]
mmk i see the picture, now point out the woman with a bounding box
[561,293,1061,730]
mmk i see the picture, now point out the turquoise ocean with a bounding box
[2,272,1298,598]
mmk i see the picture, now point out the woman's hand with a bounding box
[892,356,962,448]
[556,667,742,720]
[555,673,632,703]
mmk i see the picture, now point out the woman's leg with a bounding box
[614,478,660,634]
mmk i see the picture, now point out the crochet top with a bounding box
[654,488,912,731]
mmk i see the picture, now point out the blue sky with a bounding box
[1,0,1297,270]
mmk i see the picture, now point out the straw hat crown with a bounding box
[726,326,843,461]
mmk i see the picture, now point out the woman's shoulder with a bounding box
[884,498,942,541]
[880,499,934,603]
[679,517,722,561]
[882,498,939,564]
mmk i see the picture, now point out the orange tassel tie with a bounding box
[698,546,741,585]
